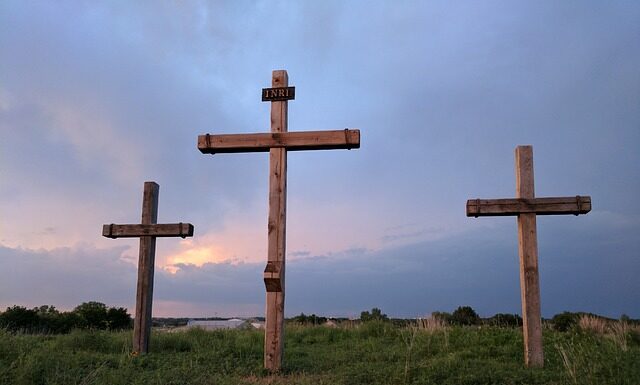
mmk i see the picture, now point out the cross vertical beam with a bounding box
[197,69,360,372]
[134,181,159,355]
[102,181,194,354]
[265,70,288,371]
[515,146,543,367]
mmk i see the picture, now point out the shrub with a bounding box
[450,306,480,326]
[490,313,523,327]
[552,312,580,332]
[360,308,388,322]
[73,302,109,330]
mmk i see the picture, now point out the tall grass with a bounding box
[416,316,447,332]
[553,317,640,385]
[578,315,608,335]
[1,324,638,384]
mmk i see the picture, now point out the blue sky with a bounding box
[1,1,638,318]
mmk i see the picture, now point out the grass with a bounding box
[0,321,639,385]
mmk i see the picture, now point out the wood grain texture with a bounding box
[102,223,194,238]
[264,70,288,372]
[134,181,159,355]
[197,129,360,154]
[263,261,283,292]
[515,146,544,368]
[465,196,591,217]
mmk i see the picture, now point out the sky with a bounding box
[1,1,639,319]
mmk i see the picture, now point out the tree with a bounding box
[450,306,480,326]
[360,307,388,322]
[0,306,39,332]
[291,312,326,325]
[73,302,109,330]
[292,312,308,324]
[106,307,132,330]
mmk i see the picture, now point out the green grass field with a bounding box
[1,322,638,385]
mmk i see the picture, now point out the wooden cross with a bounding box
[466,146,591,367]
[198,70,360,372]
[102,181,194,354]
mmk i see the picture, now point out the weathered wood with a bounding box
[467,145,591,368]
[515,146,544,368]
[466,196,591,217]
[264,70,288,372]
[102,223,194,238]
[134,181,159,355]
[263,261,283,292]
[197,69,360,372]
[102,181,194,355]
[198,129,360,154]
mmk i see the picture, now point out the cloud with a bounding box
[0,244,136,310]
[1,2,639,319]
[2,210,637,318]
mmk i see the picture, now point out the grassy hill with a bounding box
[1,321,638,384]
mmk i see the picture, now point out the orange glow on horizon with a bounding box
[162,241,227,274]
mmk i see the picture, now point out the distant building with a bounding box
[187,318,246,330]
[185,318,265,331]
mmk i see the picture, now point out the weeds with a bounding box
[578,315,608,335]
[417,316,447,333]
[0,325,638,384]
[399,323,419,384]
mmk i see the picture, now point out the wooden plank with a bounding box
[515,146,544,368]
[264,70,288,373]
[466,196,591,217]
[263,261,283,292]
[197,129,360,154]
[102,223,194,238]
[133,181,159,355]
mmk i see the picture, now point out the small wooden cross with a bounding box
[466,146,591,368]
[198,70,360,372]
[102,181,194,354]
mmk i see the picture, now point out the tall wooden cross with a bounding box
[198,70,360,372]
[102,181,194,354]
[466,146,591,367]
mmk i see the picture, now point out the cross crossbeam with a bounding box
[466,196,591,217]
[102,181,194,355]
[102,223,194,238]
[198,129,360,154]
[466,146,591,368]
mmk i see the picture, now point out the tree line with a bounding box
[0,302,132,333]
[3,302,636,333]
[356,306,638,330]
